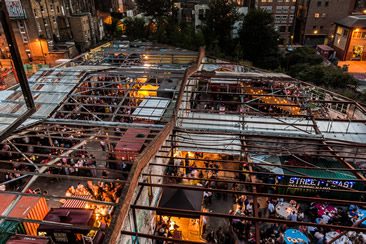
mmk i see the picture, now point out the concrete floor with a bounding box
[338,61,366,73]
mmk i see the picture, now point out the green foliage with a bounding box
[135,0,172,19]
[124,17,147,41]
[203,0,240,56]
[283,47,323,70]
[240,9,279,69]
[294,65,358,89]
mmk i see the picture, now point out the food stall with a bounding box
[62,182,118,225]
[37,208,105,244]
[0,194,49,236]
[155,188,205,242]
[277,157,361,199]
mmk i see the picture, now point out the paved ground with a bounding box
[338,61,366,73]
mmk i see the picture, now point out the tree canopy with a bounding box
[135,0,172,19]
[203,0,239,56]
[240,9,279,69]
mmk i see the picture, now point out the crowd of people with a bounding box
[65,180,123,203]
[160,152,366,243]
[54,76,138,122]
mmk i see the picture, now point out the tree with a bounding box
[124,17,147,41]
[239,9,279,69]
[135,0,172,19]
[295,65,358,89]
[202,0,239,55]
[283,47,323,71]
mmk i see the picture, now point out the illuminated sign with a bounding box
[5,0,26,19]
[289,177,355,189]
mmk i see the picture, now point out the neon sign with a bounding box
[289,177,355,189]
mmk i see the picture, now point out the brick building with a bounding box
[256,0,297,45]
[69,13,92,52]
[0,0,105,65]
[333,15,366,61]
[294,0,357,46]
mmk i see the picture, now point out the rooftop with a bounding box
[1,42,366,244]
[335,15,366,28]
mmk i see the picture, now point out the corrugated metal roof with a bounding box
[336,15,366,28]
[282,159,357,180]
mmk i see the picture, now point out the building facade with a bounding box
[333,15,366,61]
[173,0,253,33]
[294,0,357,46]
[256,0,297,45]
[1,0,69,64]
[0,0,105,65]
[69,13,92,52]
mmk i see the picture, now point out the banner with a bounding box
[289,177,355,189]
[5,0,26,19]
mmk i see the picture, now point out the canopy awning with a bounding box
[175,132,241,155]
[250,154,284,175]
[157,188,203,219]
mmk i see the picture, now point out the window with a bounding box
[352,31,366,39]
[325,1,329,7]
[320,26,324,30]
[260,6,273,13]
[321,13,326,18]
[317,1,321,7]
[50,4,54,11]
[353,32,362,38]
[276,6,289,14]
[279,26,286,32]
[336,27,343,35]
[289,15,294,23]
[314,13,320,18]
[34,9,37,17]
[313,25,317,29]
[37,22,42,32]
[40,5,44,12]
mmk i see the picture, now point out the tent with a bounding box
[157,188,203,219]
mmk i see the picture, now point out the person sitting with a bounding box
[288,211,298,222]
